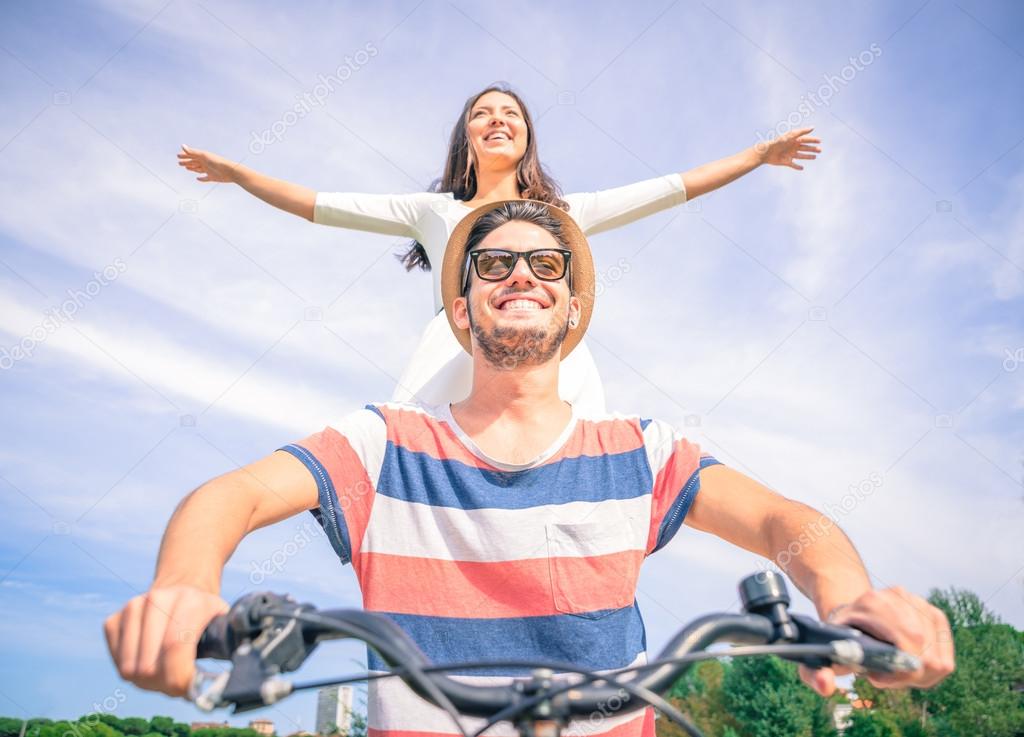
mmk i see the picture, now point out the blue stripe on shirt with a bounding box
[366,605,648,676]
[376,444,654,510]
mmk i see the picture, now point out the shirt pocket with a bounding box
[545,519,642,620]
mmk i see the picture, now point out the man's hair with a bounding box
[462,201,572,294]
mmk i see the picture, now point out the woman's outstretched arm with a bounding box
[682,126,821,200]
[178,145,316,221]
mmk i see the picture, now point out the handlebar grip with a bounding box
[849,629,921,673]
[197,614,233,660]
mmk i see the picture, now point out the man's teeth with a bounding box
[500,300,543,310]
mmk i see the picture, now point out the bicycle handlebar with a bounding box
[188,572,921,730]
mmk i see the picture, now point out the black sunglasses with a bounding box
[461,248,573,295]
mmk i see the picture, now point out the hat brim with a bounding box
[440,200,595,359]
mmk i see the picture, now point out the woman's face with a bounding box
[466,91,529,173]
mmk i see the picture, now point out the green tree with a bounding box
[146,719,173,737]
[115,720,148,737]
[348,713,367,737]
[87,723,120,737]
[663,660,737,736]
[852,677,936,737]
[93,717,123,734]
[0,718,25,737]
[928,588,999,630]
[23,718,52,737]
[843,710,904,737]
[915,588,1024,737]
[918,623,1023,737]
[721,656,836,737]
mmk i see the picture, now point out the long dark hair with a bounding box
[398,83,569,272]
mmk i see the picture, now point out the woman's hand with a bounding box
[177,145,240,183]
[756,127,822,170]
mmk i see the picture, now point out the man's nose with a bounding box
[505,254,535,285]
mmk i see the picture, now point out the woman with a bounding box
[178,83,820,412]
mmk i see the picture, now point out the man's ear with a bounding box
[567,295,581,329]
[453,296,470,330]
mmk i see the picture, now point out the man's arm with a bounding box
[103,451,318,697]
[151,451,319,592]
[685,464,954,694]
[685,464,871,618]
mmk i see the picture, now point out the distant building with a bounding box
[248,720,274,736]
[190,723,229,731]
[832,689,875,734]
[315,685,354,735]
[832,703,853,733]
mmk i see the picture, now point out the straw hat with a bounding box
[439,199,595,358]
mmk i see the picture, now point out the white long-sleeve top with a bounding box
[313,173,687,410]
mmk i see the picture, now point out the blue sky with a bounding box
[1,0,1022,728]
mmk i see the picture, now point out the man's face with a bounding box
[453,220,581,370]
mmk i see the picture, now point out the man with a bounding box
[105,201,953,735]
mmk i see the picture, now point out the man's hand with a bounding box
[104,585,229,697]
[800,586,956,696]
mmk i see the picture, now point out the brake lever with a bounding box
[188,592,317,712]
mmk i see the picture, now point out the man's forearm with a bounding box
[151,476,256,594]
[766,502,873,619]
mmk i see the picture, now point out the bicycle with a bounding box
[188,570,919,737]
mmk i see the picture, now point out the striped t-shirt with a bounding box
[280,402,720,736]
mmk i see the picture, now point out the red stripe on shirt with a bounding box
[359,550,645,618]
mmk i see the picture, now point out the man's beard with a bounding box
[468,301,568,370]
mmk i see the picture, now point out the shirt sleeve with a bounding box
[565,173,687,237]
[641,417,721,555]
[277,407,387,565]
[312,191,435,240]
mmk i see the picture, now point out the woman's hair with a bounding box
[398,82,569,272]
